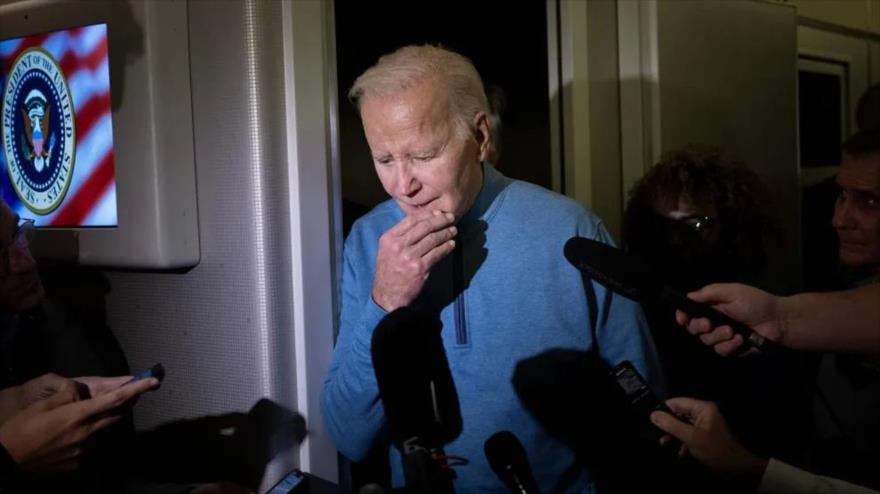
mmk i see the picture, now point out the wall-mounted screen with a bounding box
[1,23,117,227]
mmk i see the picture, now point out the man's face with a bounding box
[360,81,489,221]
[833,152,880,271]
[0,203,43,312]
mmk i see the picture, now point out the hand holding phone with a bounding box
[611,360,682,451]
[125,363,166,389]
[266,469,307,494]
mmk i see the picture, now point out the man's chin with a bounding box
[839,249,880,269]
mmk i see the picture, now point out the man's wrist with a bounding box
[371,290,392,312]
[775,294,799,348]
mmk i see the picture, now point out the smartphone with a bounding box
[611,360,668,416]
[125,363,166,388]
[266,469,307,494]
[610,360,676,444]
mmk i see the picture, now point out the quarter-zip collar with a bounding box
[458,162,507,236]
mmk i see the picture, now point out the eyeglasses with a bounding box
[676,215,716,233]
[1,217,35,276]
[652,213,718,238]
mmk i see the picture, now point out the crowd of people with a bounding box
[323,44,879,493]
[2,40,877,494]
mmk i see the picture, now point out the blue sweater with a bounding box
[321,164,662,492]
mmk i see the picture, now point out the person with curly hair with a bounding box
[623,146,774,292]
[622,147,812,481]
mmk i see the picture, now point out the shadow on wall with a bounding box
[131,398,307,489]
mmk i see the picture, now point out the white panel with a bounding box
[617,0,663,194]
[653,0,801,291]
[282,0,339,484]
[556,0,624,239]
[796,0,875,33]
[558,0,591,203]
[106,0,309,490]
[547,0,562,194]
[872,41,880,83]
[618,0,648,205]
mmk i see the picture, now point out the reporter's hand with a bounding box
[650,397,767,484]
[75,375,138,399]
[0,373,79,424]
[372,211,457,311]
[675,283,784,356]
[0,376,157,472]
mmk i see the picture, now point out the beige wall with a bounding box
[795,0,880,33]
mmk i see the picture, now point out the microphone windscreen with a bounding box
[371,306,462,449]
[485,431,540,493]
[563,236,658,302]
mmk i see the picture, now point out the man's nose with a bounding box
[394,164,419,197]
[832,196,855,230]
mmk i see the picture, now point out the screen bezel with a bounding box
[1,22,119,228]
[0,0,199,268]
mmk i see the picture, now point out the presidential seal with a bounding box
[2,47,76,214]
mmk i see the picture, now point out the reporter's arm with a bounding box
[649,397,767,487]
[677,283,880,355]
[777,284,880,354]
[760,458,880,494]
[651,397,880,494]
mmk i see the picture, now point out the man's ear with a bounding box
[473,111,491,162]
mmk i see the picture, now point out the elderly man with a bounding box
[321,45,661,491]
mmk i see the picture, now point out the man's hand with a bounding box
[650,397,768,484]
[372,211,457,311]
[674,283,784,356]
[0,376,158,473]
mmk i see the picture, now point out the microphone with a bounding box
[563,236,785,355]
[371,306,462,493]
[484,431,541,494]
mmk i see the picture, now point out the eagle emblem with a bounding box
[2,47,76,214]
[20,90,56,173]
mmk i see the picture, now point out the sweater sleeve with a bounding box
[319,234,389,461]
[581,220,666,396]
[759,458,880,494]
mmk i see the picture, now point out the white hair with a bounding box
[349,45,489,138]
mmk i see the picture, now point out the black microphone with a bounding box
[563,236,785,355]
[484,431,541,494]
[371,306,462,493]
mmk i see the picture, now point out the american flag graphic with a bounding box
[0,23,117,227]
